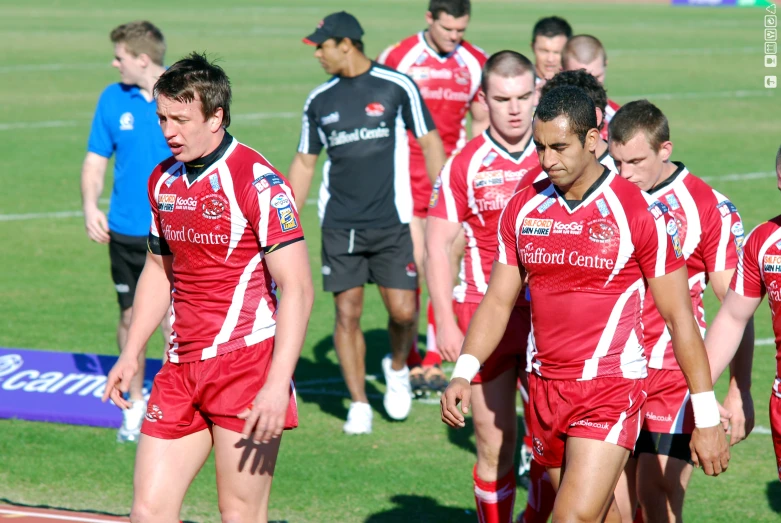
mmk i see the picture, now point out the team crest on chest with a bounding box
[587,219,617,243]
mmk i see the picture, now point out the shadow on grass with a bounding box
[0,498,129,518]
[364,494,474,522]
[767,481,781,513]
[295,328,398,423]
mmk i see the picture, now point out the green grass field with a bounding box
[1,0,780,521]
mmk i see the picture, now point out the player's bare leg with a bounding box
[130,430,213,523]
[118,307,146,401]
[614,458,639,523]
[636,454,692,522]
[549,438,630,523]
[471,369,518,521]
[213,425,281,523]
[159,304,173,364]
[378,286,416,420]
[333,287,368,404]
[407,216,426,392]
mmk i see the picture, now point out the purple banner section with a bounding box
[0,347,162,429]
[672,0,737,5]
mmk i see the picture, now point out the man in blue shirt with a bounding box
[80,20,172,442]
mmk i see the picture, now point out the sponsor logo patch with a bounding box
[536,197,555,214]
[588,219,616,243]
[271,193,291,209]
[157,193,176,212]
[647,200,669,220]
[175,196,198,211]
[145,404,163,423]
[533,436,544,456]
[732,221,745,253]
[209,173,221,192]
[365,102,385,117]
[552,221,583,235]
[521,218,553,236]
[119,112,134,131]
[321,112,340,125]
[406,262,417,278]
[596,198,610,217]
[408,66,429,81]
[474,170,504,188]
[277,206,299,232]
[481,151,498,167]
[667,218,683,258]
[665,193,680,211]
[429,178,441,208]
[717,200,738,217]
[252,163,283,192]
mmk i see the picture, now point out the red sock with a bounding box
[634,507,644,523]
[473,464,516,523]
[406,288,423,367]
[522,459,554,523]
[421,299,442,366]
[519,381,532,450]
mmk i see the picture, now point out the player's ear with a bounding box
[585,128,599,153]
[595,107,604,130]
[425,10,434,26]
[209,107,224,132]
[659,140,673,162]
[137,53,151,68]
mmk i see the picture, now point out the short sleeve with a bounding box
[635,198,686,279]
[243,162,304,248]
[376,44,399,68]
[87,89,114,158]
[297,100,323,156]
[731,227,764,299]
[427,154,468,222]
[398,76,436,138]
[701,194,742,274]
[494,195,523,267]
[146,166,171,256]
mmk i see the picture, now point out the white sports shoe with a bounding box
[382,355,412,421]
[343,401,373,435]
[117,399,146,443]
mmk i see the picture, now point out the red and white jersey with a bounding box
[148,138,304,363]
[378,32,487,161]
[731,215,781,395]
[600,98,621,141]
[643,163,742,370]
[428,130,542,304]
[496,169,685,380]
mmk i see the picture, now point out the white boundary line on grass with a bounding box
[0,508,125,523]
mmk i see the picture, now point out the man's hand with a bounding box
[238,382,291,444]
[723,382,755,446]
[101,355,137,409]
[437,320,465,362]
[84,206,110,243]
[440,377,471,428]
[690,424,730,476]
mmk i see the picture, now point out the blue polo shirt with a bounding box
[87,83,171,237]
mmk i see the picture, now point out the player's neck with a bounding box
[340,54,372,78]
[651,161,679,190]
[595,139,608,160]
[560,157,605,201]
[423,30,449,56]
[137,64,166,102]
[534,64,547,81]
[490,126,531,154]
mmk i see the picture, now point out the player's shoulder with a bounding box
[148,156,180,186]
[749,215,781,242]
[304,76,341,105]
[514,177,553,206]
[607,99,621,111]
[455,133,490,162]
[609,172,645,202]
[227,141,291,193]
[96,82,135,106]
[458,40,489,62]
[378,34,420,64]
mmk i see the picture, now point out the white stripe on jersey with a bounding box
[603,187,634,286]
[463,221,488,295]
[648,322,670,369]
[712,189,735,272]
[244,294,276,347]
[256,186,272,247]
[317,159,332,226]
[298,77,340,153]
[619,326,646,379]
[642,192,672,278]
[370,68,428,137]
[168,294,179,363]
[393,106,413,224]
[395,40,426,72]
[670,390,690,434]
[219,159,249,260]
[581,278,645,381]
[673,179,703,260]
[743,228,781,293]
[453,257,467,303]
[456,45,483,102]
[465,141,493,227]
[439,155,459,221]
[202,252,264,360]
[605,406,628,445]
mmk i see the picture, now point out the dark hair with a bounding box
[541,70,607,129]
[428,0,471,19]
[609,100,670,152]
[535,85,596,145]
[334,37,364,53]
[480,50,534,93]
[776,144,781,169]
[532,16,572,44]
[154,52,232,128]
[563,35,607,69]
[110,20,166,66]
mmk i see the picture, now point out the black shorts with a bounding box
[108,231,148,310]
[321,224,417,293]
[633,430,693,464]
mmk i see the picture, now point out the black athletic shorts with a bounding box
[633,430,694,464]
[108,231,148,310]
[320,224,417,293]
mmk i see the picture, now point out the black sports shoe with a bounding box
[409,365,428,399]
[424,364,448,396]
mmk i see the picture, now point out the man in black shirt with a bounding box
[289,11,446,434]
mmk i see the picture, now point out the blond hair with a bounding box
[110,21,165,66]
[562,35,606,69]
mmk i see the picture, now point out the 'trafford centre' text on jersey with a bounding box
[298,62,436,228]
[148,137,303,363]
[496,170,685,380]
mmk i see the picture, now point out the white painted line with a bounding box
[0,508,126,523]
[702,172,775,183]
[756,338,775,346]
[0,210,84,222]
[613,89,774,102]
[611,46,756,57]
[0,120,79,131]
[754,425,772,435]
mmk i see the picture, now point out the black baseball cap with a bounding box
[303,11,364,46]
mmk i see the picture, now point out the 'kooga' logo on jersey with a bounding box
[419,86,471,102]
[328,126,391,147]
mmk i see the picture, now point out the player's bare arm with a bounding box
[102,251,173,408]
[239,240,314,444]
[417,130,447,184]
[708,270,756,445]
[80,152,111,243]
[705,289,760,386]
[424,215,464,362]
[440,261,522,428]
[647,266,731,476]
[287,152,319,210]
[469,99,489,138]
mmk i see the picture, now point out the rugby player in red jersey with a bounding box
[442,85,729,522]
[103,53,314,523]
[562,35,620,141]
[426,51,540,522]
[705,146,781,485]
[609,100,753,522]
[530,16,572,92]
[378,0,489,393]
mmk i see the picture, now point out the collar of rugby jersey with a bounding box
[184,131,233,184]
[557,165,612,211]
[647,161,686,195]
[485,128,532,161]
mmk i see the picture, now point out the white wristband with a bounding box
[451,354,481,383]
[690,391,721,429]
